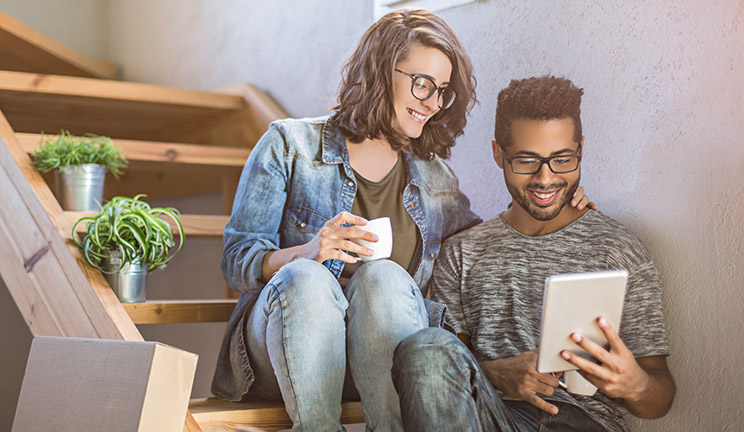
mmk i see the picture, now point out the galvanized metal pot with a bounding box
[102,254,148,303]
[55,164,106,212]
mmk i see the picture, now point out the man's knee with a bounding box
[393,328,462,375]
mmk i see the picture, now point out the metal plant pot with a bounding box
[55,164,106,212]
[102,254,148,303]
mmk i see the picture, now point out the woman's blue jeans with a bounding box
[245,258,428,432]
[392,328,606,431]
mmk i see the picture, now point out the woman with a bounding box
[212,9,590,432]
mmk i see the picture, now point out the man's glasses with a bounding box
[395,68,456,110]
[499,147,582,175]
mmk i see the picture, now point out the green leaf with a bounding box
[71,194,184,273]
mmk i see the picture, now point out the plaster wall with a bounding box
[103,2,744,430]
[0,0,106,59]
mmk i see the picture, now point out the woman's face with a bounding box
[392,45,453,139]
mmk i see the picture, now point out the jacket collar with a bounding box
[321,119,348,164]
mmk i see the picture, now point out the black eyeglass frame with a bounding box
[394,68,456,110]
[499,146,583,175]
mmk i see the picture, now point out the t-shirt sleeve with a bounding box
[430,237,470,335]
[618,259,671,358]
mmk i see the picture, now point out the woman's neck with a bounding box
[347,137,400,182]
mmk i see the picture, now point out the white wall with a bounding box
[0,0,106,59]
[103,0,369,116]
[1,1,742,430]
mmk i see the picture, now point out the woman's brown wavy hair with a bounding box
[330,9,476,160]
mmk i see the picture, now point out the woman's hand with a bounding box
[261,211,376,281]
[299,211,377,263]
[571,186,597,210]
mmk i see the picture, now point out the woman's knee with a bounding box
[266,258,345,310]
[352,259,408,282]
[347,259,418,301]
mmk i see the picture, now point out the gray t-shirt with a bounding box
[430,210,670,432]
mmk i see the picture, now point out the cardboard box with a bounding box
[12,336,198,432]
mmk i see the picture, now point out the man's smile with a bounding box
[527,186,564,207]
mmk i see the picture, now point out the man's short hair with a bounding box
[494,75,584,148]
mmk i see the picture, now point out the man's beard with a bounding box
[507,178,580,222]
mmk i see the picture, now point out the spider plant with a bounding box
[30,130,127,176]
[72,195,184,273]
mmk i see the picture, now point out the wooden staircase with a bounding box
[0,12,364,432]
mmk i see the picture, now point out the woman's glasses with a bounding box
[395,68,456,110]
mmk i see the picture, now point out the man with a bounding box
[392,76,675,431]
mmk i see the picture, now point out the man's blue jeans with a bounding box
[245,258,428,432]
[392,328,606,431]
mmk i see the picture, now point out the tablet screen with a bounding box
[536,270,628,373]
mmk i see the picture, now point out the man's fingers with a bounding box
[535,371,560,389]
[596,317,627,353]
[561,350,613,382]
[570,333,612,366]
[527,394,559,415]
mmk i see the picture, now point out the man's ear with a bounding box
[492,140,504,169]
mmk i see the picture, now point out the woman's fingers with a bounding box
[339,226,378,242]
[328,211,367,227]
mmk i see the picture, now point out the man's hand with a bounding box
[560,317,676,418]
[479,350,562,415]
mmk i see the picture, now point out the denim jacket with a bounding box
[212,116,481,401]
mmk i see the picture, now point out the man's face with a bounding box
[494,118,582,222]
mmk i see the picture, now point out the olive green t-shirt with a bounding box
[339,154,419,287]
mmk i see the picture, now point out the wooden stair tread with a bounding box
[19,132,250,199]
[0,11,117,79]
[189,397,364,431]
[66,211,227,237]
[0,70,250,147]
[122,300,238,324]
[0,69,243,109]
[16,133,251,167]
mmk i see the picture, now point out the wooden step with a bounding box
[0,70,251,147]
[17,132,250,198]
[66,211,228,237]
[16,133,251,167]
[189,397,364,431]
[123,300,238,324]
[0,11,118,79]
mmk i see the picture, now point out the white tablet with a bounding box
[536,269,628,373]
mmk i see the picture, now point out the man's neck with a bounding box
[502,203,589,237]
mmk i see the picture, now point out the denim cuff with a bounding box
[423,298,457,335]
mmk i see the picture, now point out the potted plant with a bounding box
[30,130,127,212]
[71,195,184,302]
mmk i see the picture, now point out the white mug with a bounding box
[352,217,393,262]
[564,370,597,396]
